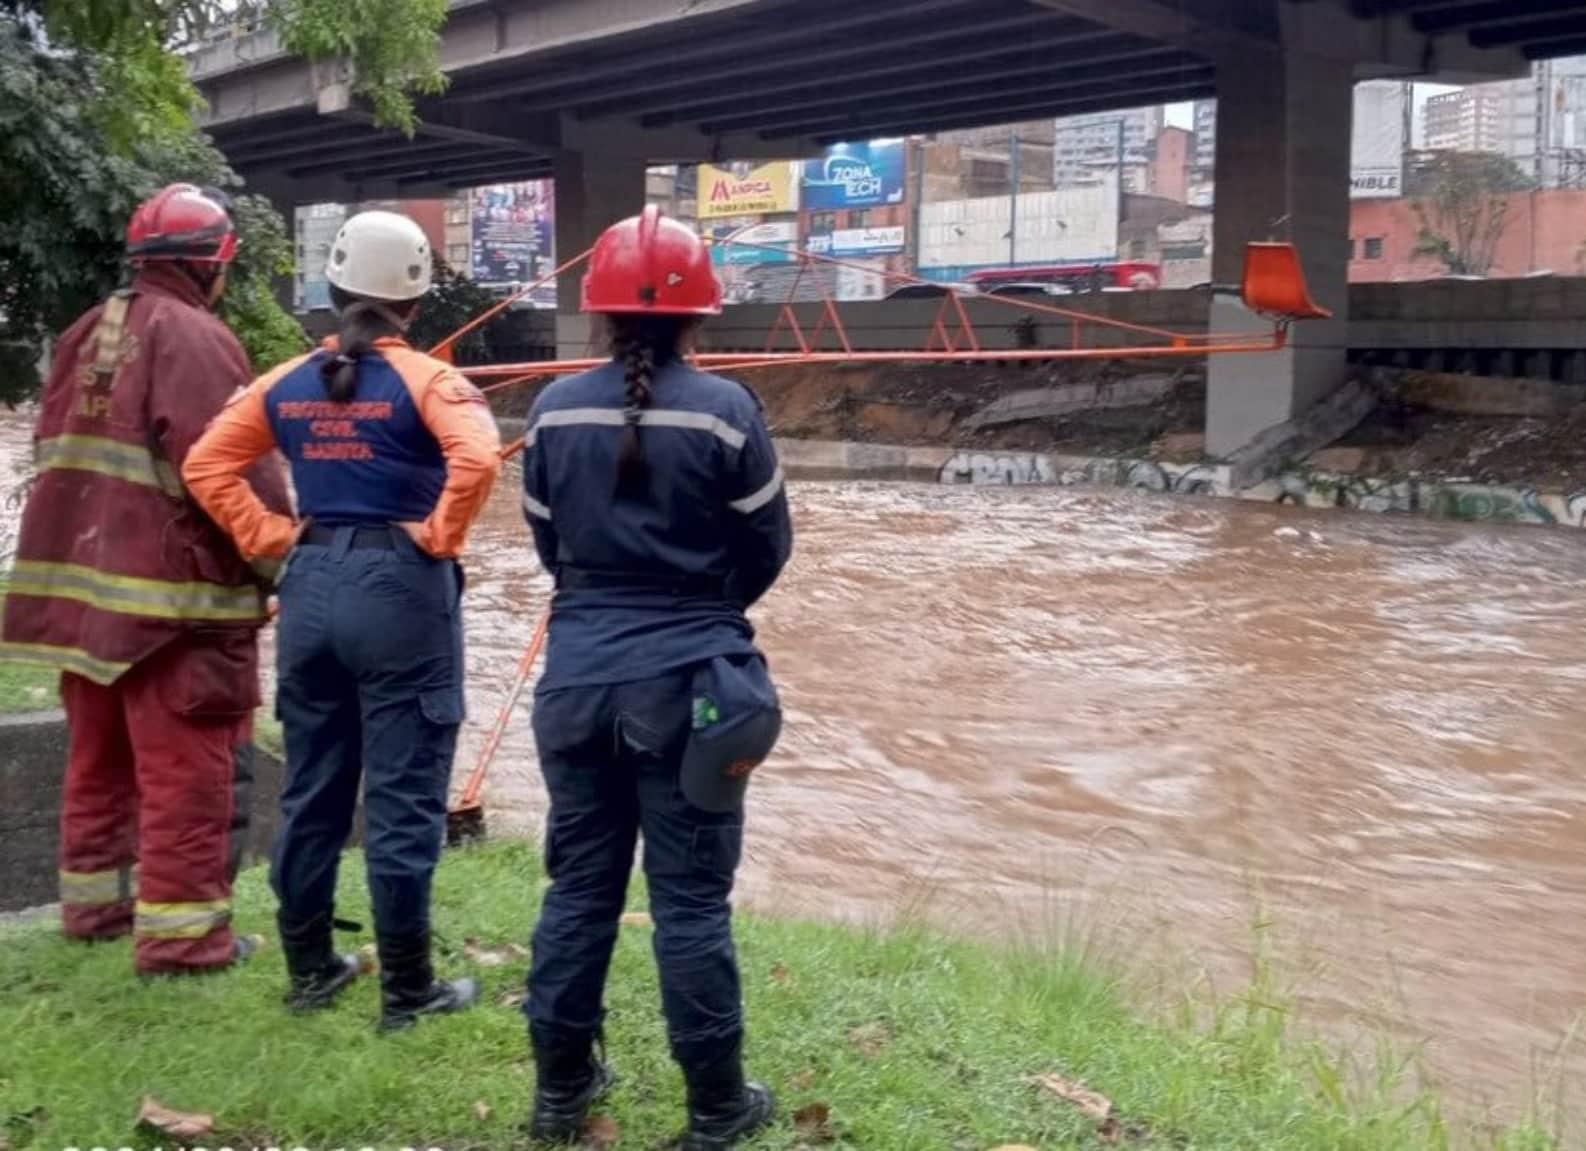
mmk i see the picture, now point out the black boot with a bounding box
[680,1047,776,1150]
[278,911,361,1013]
[526,1029,615,1144]
[376,930,479,1033]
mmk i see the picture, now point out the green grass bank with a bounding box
[0,661,58,714]
[0,842,1557,1149]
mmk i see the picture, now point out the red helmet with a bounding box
[581,205,721,316]
[126,184,239,265]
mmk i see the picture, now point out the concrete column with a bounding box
[553,150,648,358]
[1206,50,1354,458]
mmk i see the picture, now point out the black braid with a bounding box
[323,286,419,403]
[608,314,699,496]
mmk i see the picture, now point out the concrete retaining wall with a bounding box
[0,714,287,914]
[779,436,1586,531]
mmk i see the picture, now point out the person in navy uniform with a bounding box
[518,206,793,1147]
[185,210,502,1031]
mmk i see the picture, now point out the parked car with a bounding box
[884,282,973,300]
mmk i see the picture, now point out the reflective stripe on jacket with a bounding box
[0,265,290,684]
[522,358,793,691]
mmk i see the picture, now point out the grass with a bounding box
[0,842,1559,1151]
[0,660,58,714]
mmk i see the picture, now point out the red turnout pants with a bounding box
[58,638,256,974]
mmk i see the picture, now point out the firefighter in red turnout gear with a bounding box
[0,184,289,974]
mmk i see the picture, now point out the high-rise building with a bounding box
[1052,106,1165,193]
[1191,99,1217,181]
[1422,57,1586,186]
[1423,88,1504,154]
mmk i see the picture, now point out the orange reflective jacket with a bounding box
[184,336,501,562]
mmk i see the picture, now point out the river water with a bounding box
[4,411,1584,1124]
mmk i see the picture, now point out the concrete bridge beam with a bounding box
[1206,45,1355,459]
[552,152,649,358]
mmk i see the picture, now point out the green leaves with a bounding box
[0,14,309,400]
[0,0,456,397]
[1408,151,1532,279]
[267,0,449,136]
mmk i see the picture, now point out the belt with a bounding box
[557,567,726,598]
[301,524,401,551]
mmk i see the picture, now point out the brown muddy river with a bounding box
[4,411,1584,1125]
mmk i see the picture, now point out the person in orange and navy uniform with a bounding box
[1,183,289,976]
[183,210,502,1031]
[520,207,792,1148]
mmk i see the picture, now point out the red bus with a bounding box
[967,261,1163,293]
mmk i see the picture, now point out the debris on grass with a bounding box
[848,1020,893,1058]
[581,1114,620,1148]
[135,1097,214,1141]
[619,911,653,929]
[462,938,527,967]
[793,1101,836,1144]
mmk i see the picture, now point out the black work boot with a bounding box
[526,1029,615,1144]
[278,911,362,1013]
[680,1047,776,1150]
[376,930,479,1033]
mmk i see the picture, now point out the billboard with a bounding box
[471,180,556,302]
[1351,80,1408,200]
[918,178,1120,276]
[697,161,799,219]
[807,225,907,258]
[708,220,799,267]
[802,140,907,211]
[294,202,347,312]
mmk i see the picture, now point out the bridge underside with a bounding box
[205,0,1216,199]
[195,0,1586,456]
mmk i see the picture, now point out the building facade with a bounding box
[1423,88,1504,154]
[1052,106,1165,192]
[1421,57,1586,187]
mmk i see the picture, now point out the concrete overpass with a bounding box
[191,0,1586,456]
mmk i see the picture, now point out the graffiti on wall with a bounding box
[938,450,1586,530]
[941,452,1231,495]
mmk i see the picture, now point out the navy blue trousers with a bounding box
[527,673,746,1070]
[271,527,465,940]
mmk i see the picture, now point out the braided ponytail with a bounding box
[323,287,419,403]
[614,326,656,491]
[606,313,698,497]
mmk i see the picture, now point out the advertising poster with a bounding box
[294,202,347,312]
[807,225,907,258]
[1350,81,1408,200]
[697,162,800,219]
[708,220,800,267]
[802,140,908,211]
[471,180,556,305]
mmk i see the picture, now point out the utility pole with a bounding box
[1008,130,1021,268]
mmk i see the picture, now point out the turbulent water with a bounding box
[5,411,1585,1122]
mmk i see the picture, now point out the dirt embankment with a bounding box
[487,359,1586,491]
[748,361,1206,459]
[1303,369,1586,490]
[487,360,1209,462]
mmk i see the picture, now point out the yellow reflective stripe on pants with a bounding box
[60,865,136,906]
[35,434,183,497]
[0,636,131,686]
[135,900,231,940]
[6,560,263,623]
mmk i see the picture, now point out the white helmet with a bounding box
[324,210,433,301]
